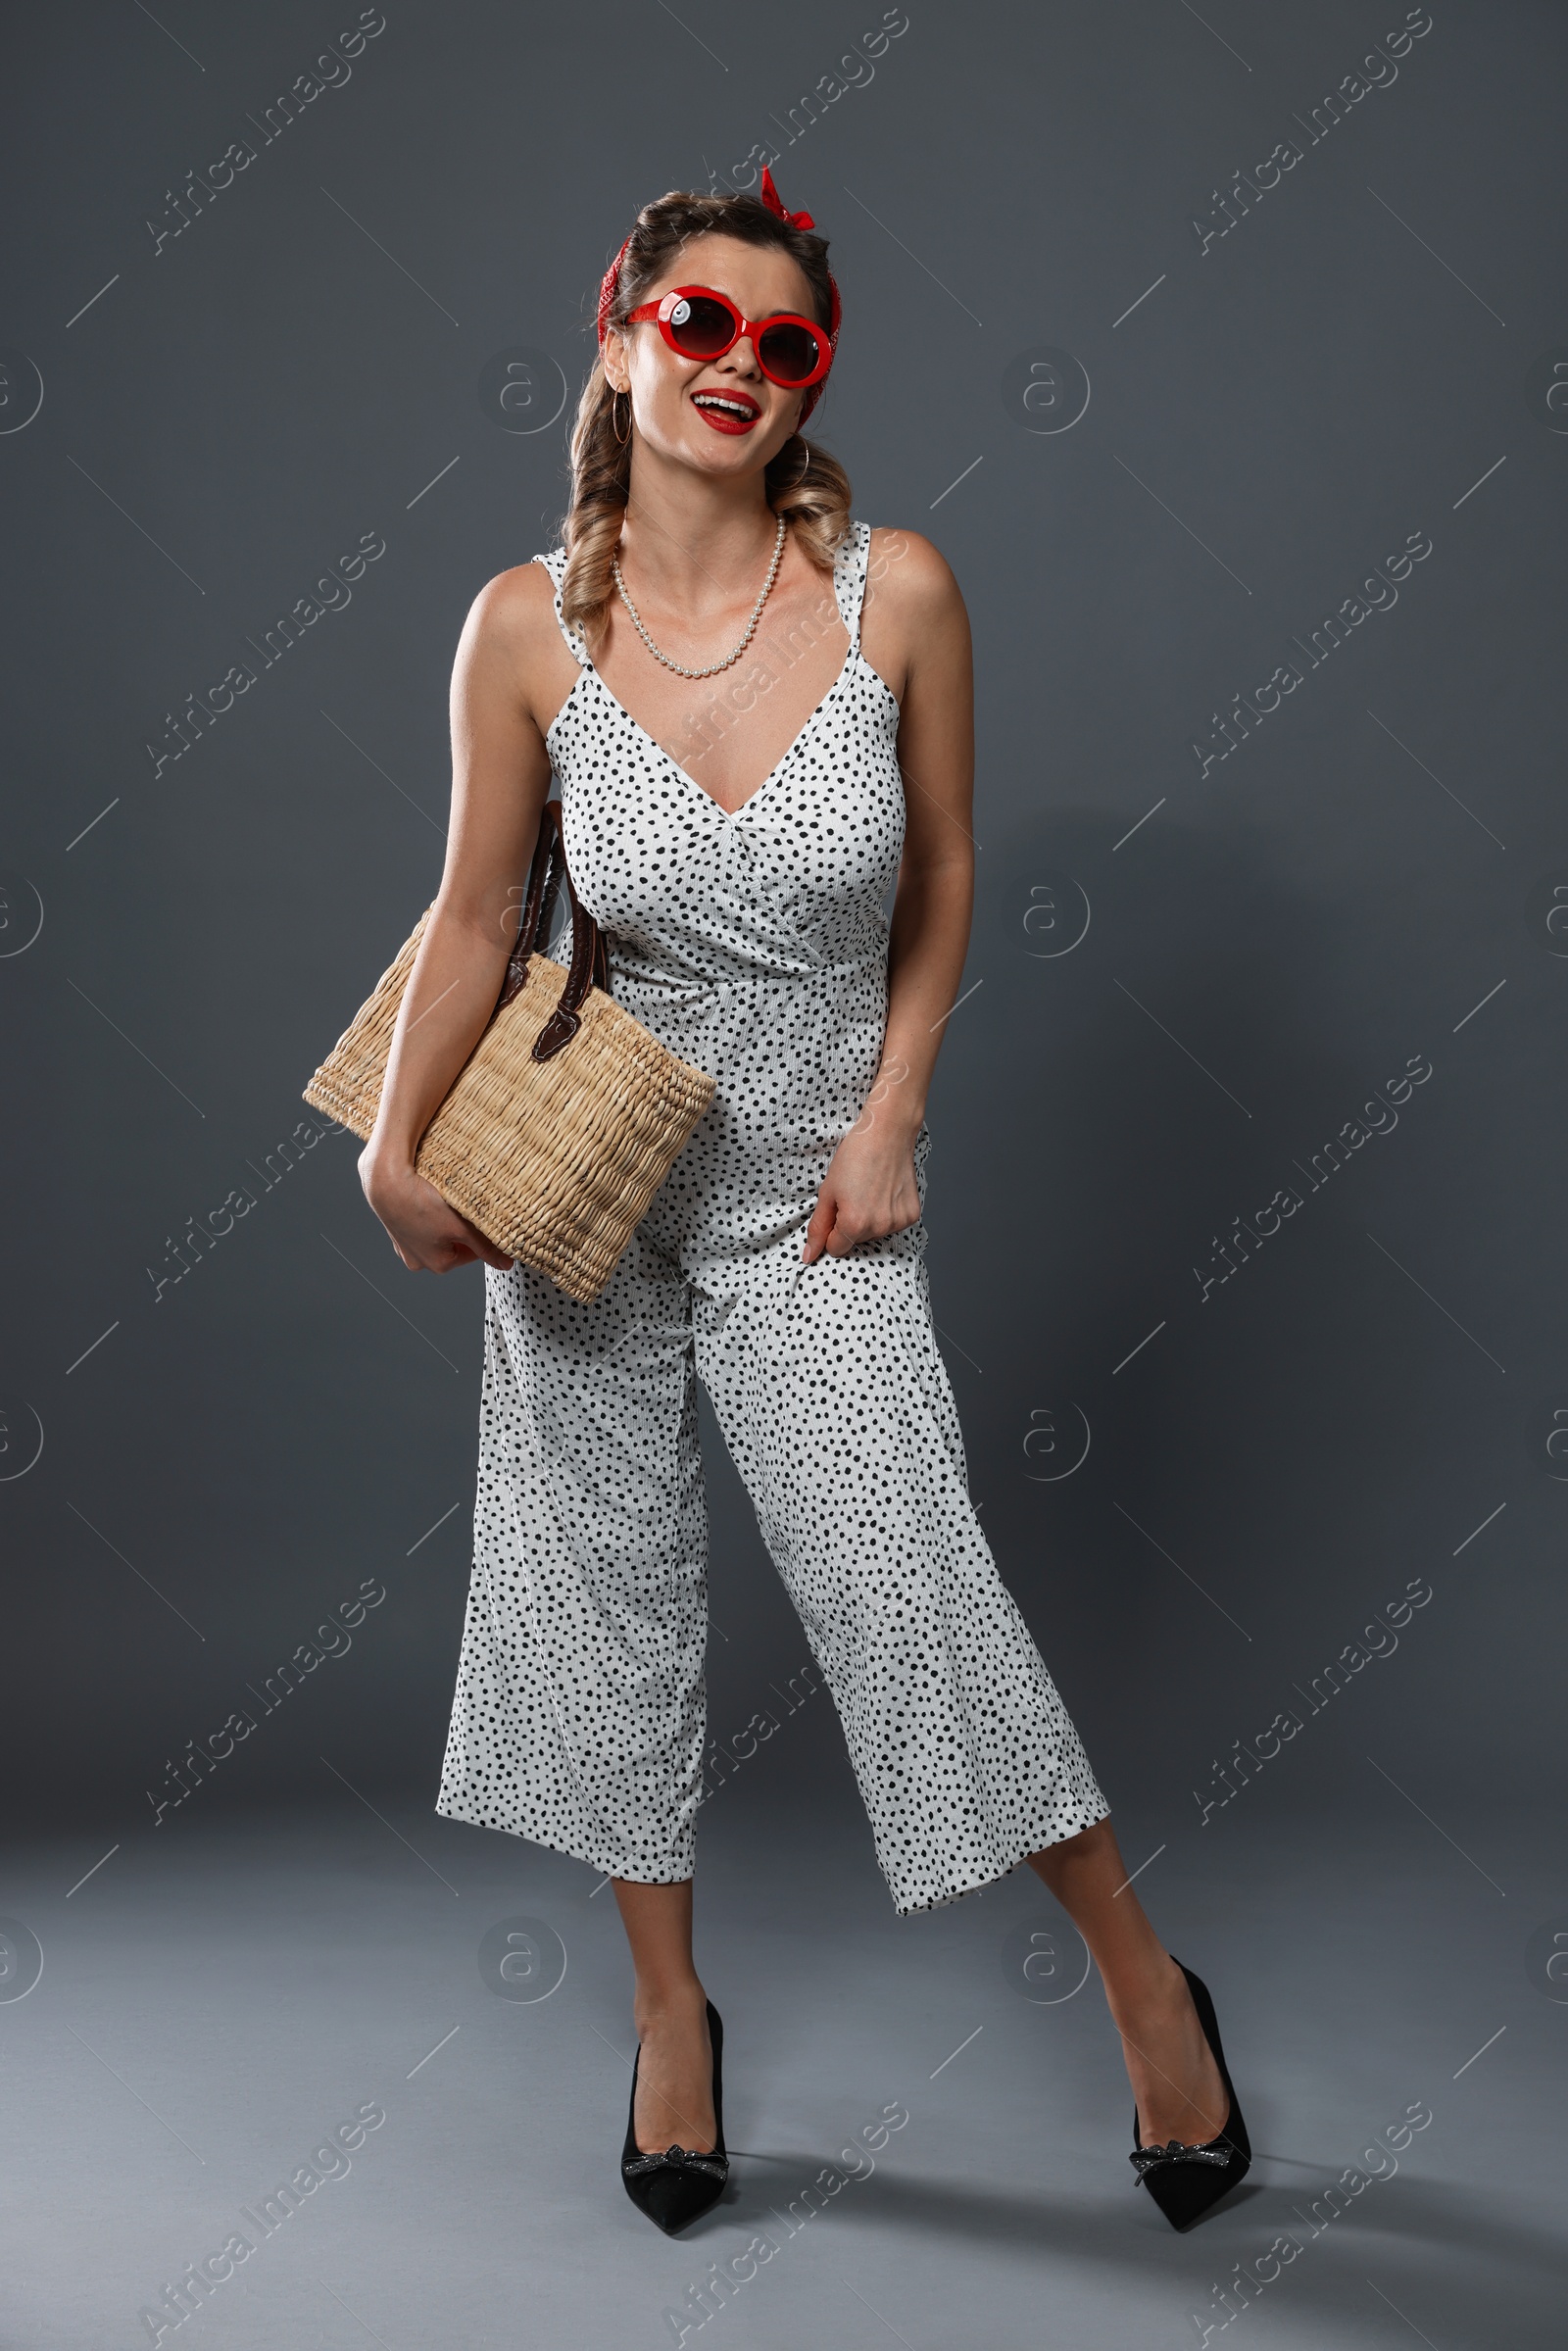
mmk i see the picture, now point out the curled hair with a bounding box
[561,189,852,642]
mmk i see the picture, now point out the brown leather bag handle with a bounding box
[496,802,563,1003]
[494,800,608,1059]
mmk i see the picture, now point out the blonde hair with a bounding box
[560,188,852,642]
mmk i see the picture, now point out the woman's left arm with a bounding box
[802,531,975,1263]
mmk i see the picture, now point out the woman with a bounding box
[357,173,1248,2236]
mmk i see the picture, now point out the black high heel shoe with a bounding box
[1130,1959,1250,2230]
[621,1999,729,2234]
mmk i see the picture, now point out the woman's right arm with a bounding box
[358,570,558,1273]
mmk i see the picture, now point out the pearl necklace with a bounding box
[612,514,787,679]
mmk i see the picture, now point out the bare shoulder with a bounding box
[860,530,969,706]
[864,526,967,630]
[462,556,563,658]
[455,558,582,737]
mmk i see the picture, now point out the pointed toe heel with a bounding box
[621,1999,729,2234]
[1130,1961,1251,2231]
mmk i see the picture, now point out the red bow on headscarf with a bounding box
[597,169,840,422]
[758,165,814,230]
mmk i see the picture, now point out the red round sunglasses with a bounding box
[622,285,833,390]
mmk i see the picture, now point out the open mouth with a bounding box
[691,390,760,434]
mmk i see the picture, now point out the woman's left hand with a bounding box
[803,1101,921,1263]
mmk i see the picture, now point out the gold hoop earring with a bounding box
[611,390,631,446]
[782,436,810,489]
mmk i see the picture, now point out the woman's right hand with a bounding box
[359,1148,514,1274]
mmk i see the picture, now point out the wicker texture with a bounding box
[304,865,714,1304]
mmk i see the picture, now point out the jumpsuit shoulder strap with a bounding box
[830,519,873,652]
[531,548,591,668]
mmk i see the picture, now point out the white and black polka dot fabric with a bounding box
[435,522,1108,1913]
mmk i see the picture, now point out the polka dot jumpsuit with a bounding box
[435,522,1108,1914]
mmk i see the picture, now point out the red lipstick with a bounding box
[690,389,760,434]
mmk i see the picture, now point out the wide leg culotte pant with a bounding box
[436,1228,1109,1916]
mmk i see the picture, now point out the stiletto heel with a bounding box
[1130,1960,1250,2230]
[621,1999,729,2234]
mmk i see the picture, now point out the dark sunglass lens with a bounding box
[759,320,822,384]
[665,294,735,356]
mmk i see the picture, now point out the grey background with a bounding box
[2,4,1563,2345]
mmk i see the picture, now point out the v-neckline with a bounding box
[552,643,863,820]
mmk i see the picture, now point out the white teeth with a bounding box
[694,395,754,418]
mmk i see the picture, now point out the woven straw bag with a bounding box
[302,800,714,1303]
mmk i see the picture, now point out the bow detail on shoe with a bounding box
[622,2145,729,2180]
[1129,2137,1235,2177]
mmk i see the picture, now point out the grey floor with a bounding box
[2,1788,1559,2350]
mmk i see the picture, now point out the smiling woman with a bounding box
[346,165,1253,2245]
[559,180,851,650]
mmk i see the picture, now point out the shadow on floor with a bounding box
[672,2151,1553,2347]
